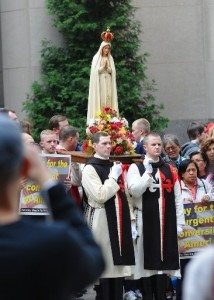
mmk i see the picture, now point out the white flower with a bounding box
[121,117,129,127]
[88,118,95,126]
[117,138,123,143]
[110,117,120,123]
[94,118,100,125]
[86,127,92,135]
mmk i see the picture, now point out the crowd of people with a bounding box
[0,107,213,300]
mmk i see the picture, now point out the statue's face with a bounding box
[102,45,111,56]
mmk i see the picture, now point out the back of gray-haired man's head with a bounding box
[133,118,150,134]
[0,116,24,185]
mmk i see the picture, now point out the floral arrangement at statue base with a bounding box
[82,107,136,156]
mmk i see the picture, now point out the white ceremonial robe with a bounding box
[82,161,132,279]
[126,162,185,279]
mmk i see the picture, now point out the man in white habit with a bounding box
[82,131,135,300]
[126,132,185,300]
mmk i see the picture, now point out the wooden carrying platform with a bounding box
[57,150,142,164]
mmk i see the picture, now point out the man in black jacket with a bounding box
[0,116,105,299]
[181,121,206,157]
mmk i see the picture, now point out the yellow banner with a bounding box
[19,154,71,215]
[178,201,214,258]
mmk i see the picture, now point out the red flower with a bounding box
[110,123,119,130]
[83,107,134,156]
[127,131,135,141]
[110,133,118,140]
[114,121,123,128]
[82,141,88,152]
[89,126,99,134]
[113,145,124,155]
[102,107,117,117]
[104,107,112,113]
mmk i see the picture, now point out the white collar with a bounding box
[94,153,109,160]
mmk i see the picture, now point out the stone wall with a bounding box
[133,0,214,141]
[0,0,62,117]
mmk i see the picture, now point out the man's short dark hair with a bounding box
[59,126,78,142]
[0,116,23,185]
[48,115,67,130]
[92,132,109,144]
[187,122,204,140]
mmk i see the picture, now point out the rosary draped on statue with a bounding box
[87,28,119,124]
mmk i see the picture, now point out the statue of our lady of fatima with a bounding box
[87,28,119,124]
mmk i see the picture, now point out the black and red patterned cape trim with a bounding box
[137,158,179,270]
[86,157,135,266]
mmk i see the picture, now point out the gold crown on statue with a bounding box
[101,27,114,43]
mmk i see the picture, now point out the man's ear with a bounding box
[39,141,43,149]
[143,143,147,152]
[20,157,30,177]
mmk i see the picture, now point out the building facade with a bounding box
[134,0,214,140]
